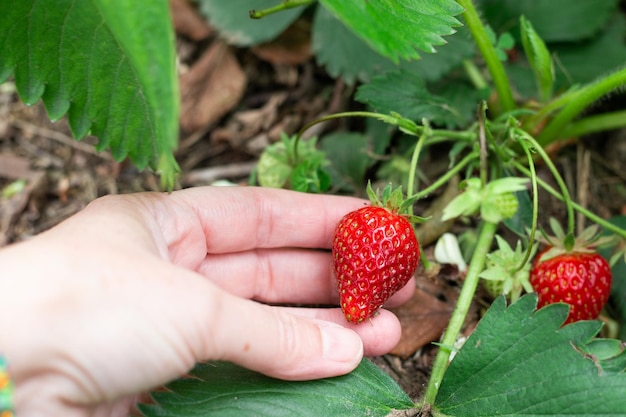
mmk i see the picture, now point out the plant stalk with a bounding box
[249,0,313,18]
[295,112,477,162]
[412,152,479,200]
[537,68,626,146]
[478,102,488,186]
[463,59,488,90]
[456,0,515,113]
[522,87,578,134]
[514,129,575,236]
[298,111,476,141]
[422,220,498,407]
[407,125,430,215]
[515,140,539,270]
[561,109,626,139]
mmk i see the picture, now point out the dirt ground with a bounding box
[1,1,625,412]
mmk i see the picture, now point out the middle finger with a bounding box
[196,248,416,307]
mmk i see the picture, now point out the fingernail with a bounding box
[319,325,363,365]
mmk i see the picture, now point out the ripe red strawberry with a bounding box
[529,220,613,324]
[332,184,421,323]
[530,250,611,324]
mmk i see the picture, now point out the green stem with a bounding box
[478,102,488,186]
[294,111,395,162]
[456,0,515,113]
[515,129,575,236]
[522,87,579,134]
[422,220,498,406]
[407,124,430,215]
[515,140,539,271]
[561,109,626,139]
[297,111,397,138]
[424,129,476,142]
[298,111,477,142]
[421,256,433,271]
[463,59,488,90]
[512,162,626,240]
[424,134,474,146]
[411,152,479,200]
[537,68,626,146]
[484,120,510,163]
[295,111,477,161]
[249,0,313,18]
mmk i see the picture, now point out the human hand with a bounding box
[0,186,415,416]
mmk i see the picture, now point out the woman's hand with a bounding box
[0,186,414,416]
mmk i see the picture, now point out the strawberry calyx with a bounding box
[365,181,428,224]
[441,177,529,223]
[535,218,616,263]
[479,235,536,302]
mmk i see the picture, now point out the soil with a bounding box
[1,1,625,415]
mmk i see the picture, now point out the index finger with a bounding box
[172,186,367,253]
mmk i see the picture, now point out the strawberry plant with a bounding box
[3,0,626,416]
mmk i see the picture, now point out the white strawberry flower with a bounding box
[434,233,467,273]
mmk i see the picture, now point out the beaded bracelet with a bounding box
[0,356,14,417]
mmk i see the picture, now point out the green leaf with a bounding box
[318,0,463,63]
[485,25,514,61]
[312,6,397,85]
[484,177,529,194]
[257,135,329,191]
[496,32,515,51]
[365,116,395,156]
[0,0,180,187]
[480,0,620,43]
[197,0,305,46]
[441,178,482,221]
[552,15,626,86]
[320,132,373,192]
[581,338,625,362]
[355,70,476,129]
[398,24,477,83]
[507,15,626,99]
[434,294,626,416]
[257,137,296,188]
[432,81,490,127]
[289,160,331,193]
[520,15,554,102]
[375,154,413,193]
[584,339,626,374]
[138,359,415,417]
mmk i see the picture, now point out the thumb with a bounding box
[196,288,364,381]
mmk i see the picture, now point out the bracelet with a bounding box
[0,356,14,417]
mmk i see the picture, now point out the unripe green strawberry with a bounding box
[333,206,420,323]
[482,278,505,299]
[491,192,519,219]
